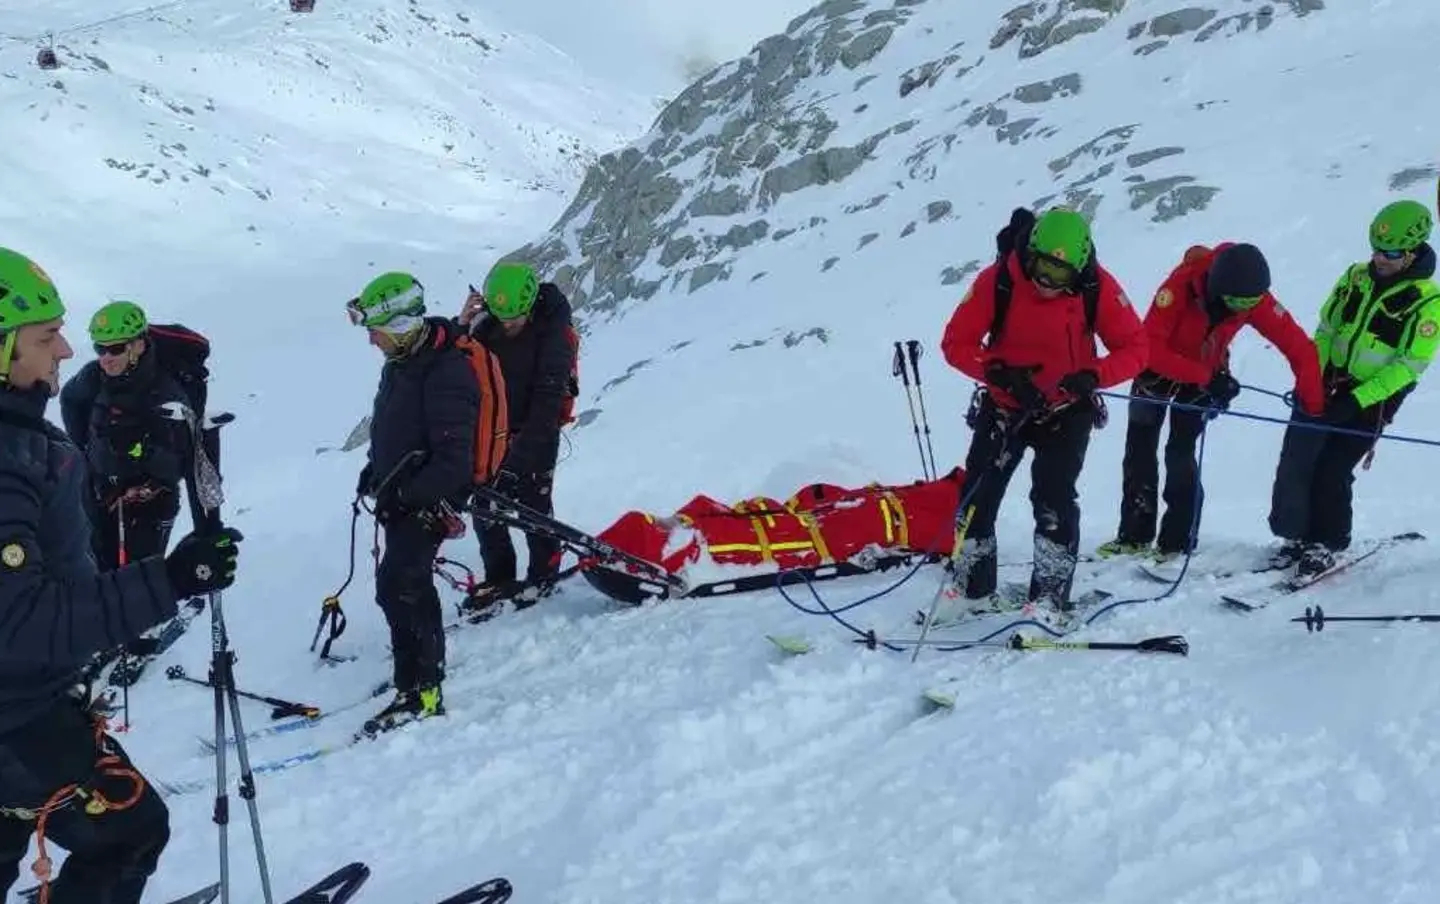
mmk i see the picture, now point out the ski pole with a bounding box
[877,631,1189,655]
[1295,604,1440,632]
[164,665,321,720]
[892,342,931,479]
[905,339,939,480]
[116,498,132,732]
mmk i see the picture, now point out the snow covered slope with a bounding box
[7,0,1440,903]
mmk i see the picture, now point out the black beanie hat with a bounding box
[1206,243,1271,300]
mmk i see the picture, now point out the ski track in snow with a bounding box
[5,0,1440,901]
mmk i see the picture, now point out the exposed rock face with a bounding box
[500,0,1328,321]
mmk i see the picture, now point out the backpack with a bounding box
[559,324,580,426]
[436,325,511,485]
[987,207,1100,349]
[147,322,211,417]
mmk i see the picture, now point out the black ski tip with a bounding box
[1219,595,1260,612]
[435,877,513,904]
[281,861,370,904]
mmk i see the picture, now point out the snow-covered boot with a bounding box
[1296,544,1336,578]
[1269,539,1305,570]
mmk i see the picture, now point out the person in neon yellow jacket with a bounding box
[1268,199,1440,576]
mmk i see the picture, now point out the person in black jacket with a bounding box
[59,301,204,679]
[0,247,241,904]
[458,261,577,612]
[349,272,481,735]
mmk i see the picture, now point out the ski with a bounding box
[1135,556,1287,585]
[434,877,512,904]
[1219,531,1424,612]
[195,682,391,753]
[280,861,370,904]
[105,596,208,688]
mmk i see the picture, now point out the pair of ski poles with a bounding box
[892,339,939,480]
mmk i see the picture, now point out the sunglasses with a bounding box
[94,341,130,356]
[1373,248,1410,261]
[1222,293,1264,312]
[1027,251,1080,292]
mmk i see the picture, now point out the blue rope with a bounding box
[770,375,1437,652]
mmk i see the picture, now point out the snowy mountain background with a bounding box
[4,0,1440,902]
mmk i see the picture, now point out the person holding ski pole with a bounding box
[59,301,212,689]
[457,261,579,615]
[0,247,241,904]
[937,207,1148,626]
[1268,199,1440,576]
[1096,242,1325,563]
[349,272,494,735]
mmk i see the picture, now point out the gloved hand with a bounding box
[355,463,374,497]
[164,527,243,598]
[1205,370,1241,409]
[1058,369,1099,398]
[985,361,1045,412]
[490,468,521,499]
[1326,392,1362,424]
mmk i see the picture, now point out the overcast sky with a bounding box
[486,0,819,98]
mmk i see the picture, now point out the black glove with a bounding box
[164,527,243,598]
[1326,392,1362,424]
[1058,369,1099,398]
[1205,370,1241,408]
[490,468,521,499]
[985,361,1045,412]
[355,463,374,497]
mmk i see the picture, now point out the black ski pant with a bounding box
[0,701,169,904]
[474,436,562,585]
[376,514,447,692]
[1269,402,1388,552]
[954,395,1093,605]
[1115,378,1209,554]
[92,490,180,662]
[93,490,178,569]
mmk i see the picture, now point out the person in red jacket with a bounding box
[939,206,1148,620]
[1096,242,1325,562]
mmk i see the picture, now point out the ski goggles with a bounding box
[345,284,424,328]
[1221,293,1264,312]
[1372,247,1411,261]
[1026,251,1081,292]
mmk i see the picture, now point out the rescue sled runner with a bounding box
[470,468,965,605]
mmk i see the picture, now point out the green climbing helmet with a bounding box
[0,247,65,331]
[349,271,425,328]
[1029,208,1093,268]
[483,262,539,320]
[89,300,148,344]
[1369,199,1432,254]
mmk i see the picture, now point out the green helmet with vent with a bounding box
[351,271,425,328]
[1369,200,1432,254]
[483,262,539,320]
[1028,207,1093,270]
[89,300,148,344]
[0,247,64,332]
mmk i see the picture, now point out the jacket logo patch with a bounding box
[1420,320,1438,338]
[1154,288,1173,308]
[1,543,25,568]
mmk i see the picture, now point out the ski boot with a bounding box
[1269,539,1306,571]
[1295,544,1336,578]
[359,685,445,738]
[1095,539,1151,559]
